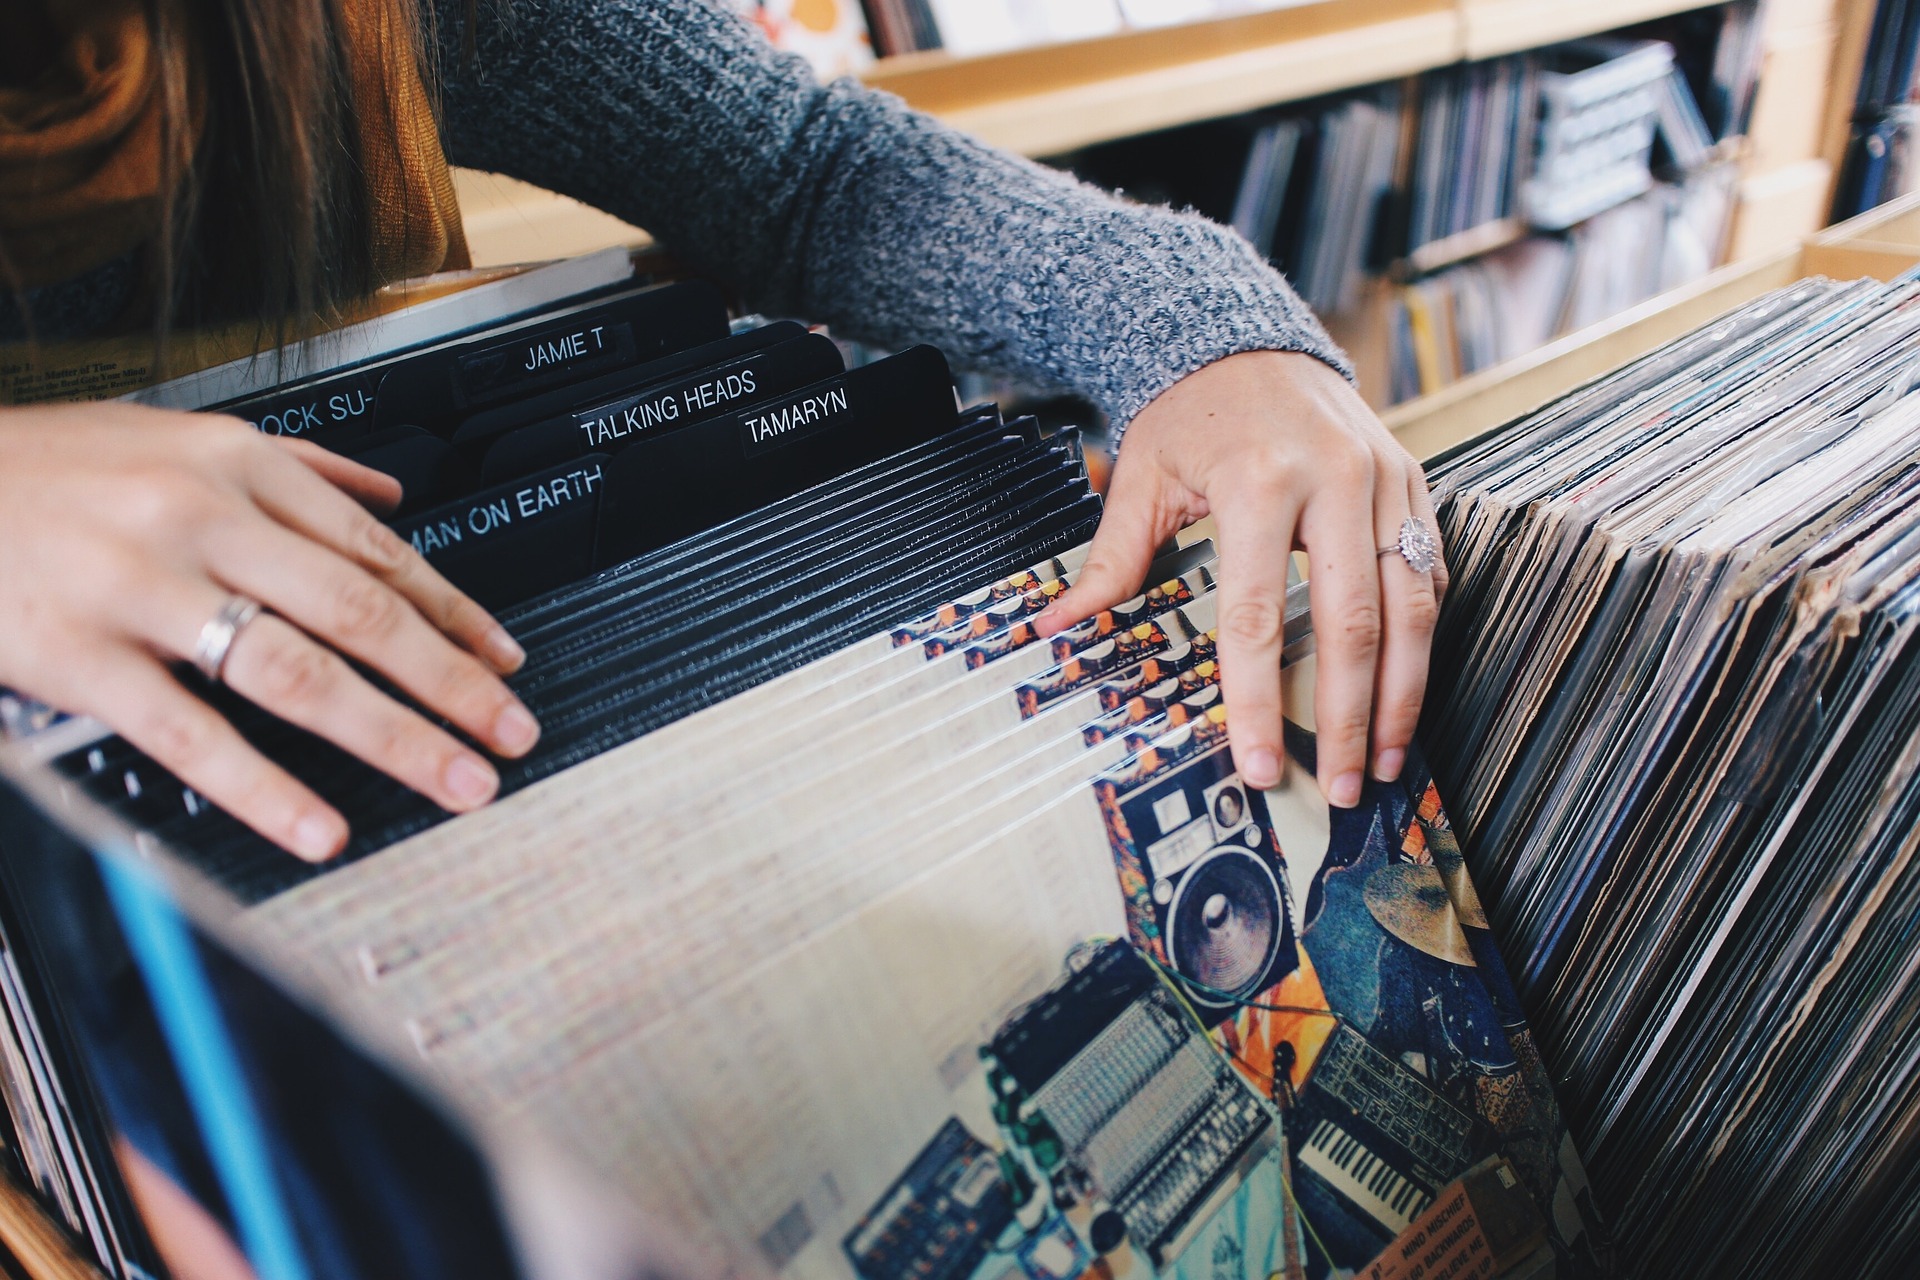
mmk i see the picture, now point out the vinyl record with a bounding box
[1166,847,1283,1001]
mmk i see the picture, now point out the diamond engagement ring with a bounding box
[192,595,263,684]
[1379,518,1439,574]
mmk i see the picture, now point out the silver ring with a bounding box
[1378,517,1439,574]
[192,595,263,684]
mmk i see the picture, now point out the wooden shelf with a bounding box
[453,171,651,270]
[860,0,1729,156]
[1399,217,1528,277]
[1457,0,1724,61]
[863,0,1458,155]
[1389,137,1743,280]
[1383,192,1920,459]
[0,1175,102,1280]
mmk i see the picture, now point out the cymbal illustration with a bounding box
[1364,863,1477,966]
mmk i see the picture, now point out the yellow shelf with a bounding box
[1457,0,1722,61]
[863,0,1456,156]
[861,0,1727,156]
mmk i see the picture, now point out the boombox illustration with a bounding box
[1096,724,1298,1023]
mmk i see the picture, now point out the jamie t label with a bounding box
[456,321,634,403]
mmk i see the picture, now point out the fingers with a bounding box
[240,445,525,674]
[1034,449,1175,639]
[270,437,403,516]
[204,516,538,760]
[214,612,507,817]
[1209,487,1302,793]
[1370,463,1443,785]
[1298,451,1383,809]
[72,644,348,861]
[136,571,514,823]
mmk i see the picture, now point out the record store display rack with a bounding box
[0,261,1609,1280]
[5,193,1920,1280]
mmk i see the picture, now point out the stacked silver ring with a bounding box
[1379,517,1439,574]
[193,595,263,684]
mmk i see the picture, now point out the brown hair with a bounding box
[0,0,472,358]
[154,0,448,345]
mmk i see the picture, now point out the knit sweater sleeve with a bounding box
[432,0,1352,432]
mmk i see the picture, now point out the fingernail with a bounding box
[1330,770,1363,809]
[1033,604,1064,637]
[492,702,541,755]
[293,811,345,861]
[445,754,499,808]
[485,627,526,673]
[1374,747,1405,782]
[1241,747,1281,789]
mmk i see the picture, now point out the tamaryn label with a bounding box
[737,382,853,456]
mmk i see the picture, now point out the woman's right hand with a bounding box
[0,402,540,861]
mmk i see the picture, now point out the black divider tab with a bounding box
[479,332,845,485]
[374,280,730,433]
[342,426,462,514]
[594,345,959,568]
[219,280,665,446]
[240,371,383,442]
[388,455,611,609]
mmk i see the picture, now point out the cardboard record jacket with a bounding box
[1423,270,1920,1278]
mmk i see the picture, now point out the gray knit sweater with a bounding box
[25,0,1350,432]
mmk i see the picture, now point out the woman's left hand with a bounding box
[1033,350,1446,808]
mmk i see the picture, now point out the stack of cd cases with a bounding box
[1424,271,1920,1278]
[0,265,1607,1280]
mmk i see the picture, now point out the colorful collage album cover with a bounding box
[845,689,1609,1280]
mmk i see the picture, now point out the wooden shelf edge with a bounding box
[1399,217,1528,277]
[942,14,1458,154]
[1799,238,1920,280]
[452,171,652,271]
[859,0,1734,156]
[0,1176,102,1280]
[1459,0,1724,61]
[1810,193,1920,248]
[863,0,1458,155]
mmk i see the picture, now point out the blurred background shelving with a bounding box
[460,0,1903,419]
[859,0,1460,155]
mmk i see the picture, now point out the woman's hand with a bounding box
[0,403,540,860]
[1034,351,1446,807]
